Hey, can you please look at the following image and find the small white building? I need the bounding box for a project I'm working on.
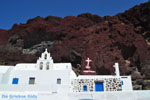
[0,49,149,100]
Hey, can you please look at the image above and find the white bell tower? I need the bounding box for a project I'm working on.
[36,49,54,70]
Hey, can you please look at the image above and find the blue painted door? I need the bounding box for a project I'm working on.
[95,82,104,92]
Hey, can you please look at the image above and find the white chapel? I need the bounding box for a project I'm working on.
[0,49,149,100]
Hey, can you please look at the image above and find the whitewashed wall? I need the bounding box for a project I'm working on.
[121,76,133,91]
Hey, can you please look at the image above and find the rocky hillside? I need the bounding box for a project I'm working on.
[0,2,150,90]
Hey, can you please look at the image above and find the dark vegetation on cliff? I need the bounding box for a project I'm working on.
[0,2,150,89]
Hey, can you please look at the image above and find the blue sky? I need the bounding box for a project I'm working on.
[0,0,147,29]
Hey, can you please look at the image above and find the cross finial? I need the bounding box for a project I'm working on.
[86,58,92,67]
[45,49,48,52]
[82,57,96,75]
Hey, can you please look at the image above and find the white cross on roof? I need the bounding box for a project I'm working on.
[86,58,92,67]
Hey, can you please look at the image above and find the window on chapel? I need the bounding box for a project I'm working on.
[44,54,47,59]
[57,78,61,84]
[40,62,43,70]
[29,77,35,84]
[12,78,19,84]
[83,85,87,91]
[46,62,50,70]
